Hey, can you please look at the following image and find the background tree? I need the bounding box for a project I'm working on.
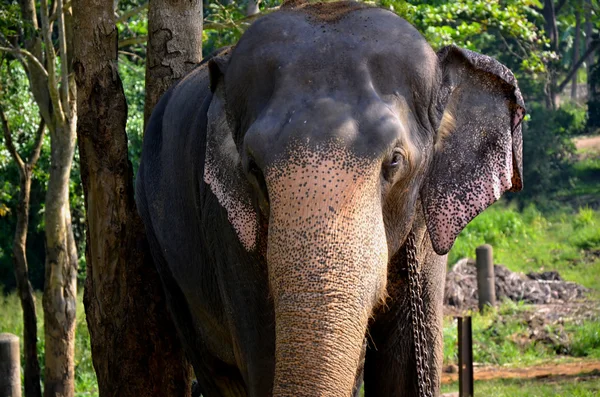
[0,0,79,395]
[72,0,193,394]
[0,79,44,396]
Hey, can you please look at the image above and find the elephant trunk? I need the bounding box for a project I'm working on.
[265,150,388,397]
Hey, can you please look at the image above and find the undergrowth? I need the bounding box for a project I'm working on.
[443,301,600,367]
[0,292,98,397]
[449,203,600,294]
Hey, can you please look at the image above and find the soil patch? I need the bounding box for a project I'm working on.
[575,135,600,152]
[441,360,600,384]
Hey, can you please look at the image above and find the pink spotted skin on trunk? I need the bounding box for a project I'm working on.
[427,140,513,254]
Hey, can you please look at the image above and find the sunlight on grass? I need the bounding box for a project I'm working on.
[441,376,600,396]
[449,203,600,293]
[443,301,600,367]
[0,292,98,397]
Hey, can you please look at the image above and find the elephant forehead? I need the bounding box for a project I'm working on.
[226,7,437,104]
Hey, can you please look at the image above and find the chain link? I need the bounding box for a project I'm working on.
[406,230,434,397]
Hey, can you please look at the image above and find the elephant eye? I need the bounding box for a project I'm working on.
[383,148,404,182]
[390,149,403,167]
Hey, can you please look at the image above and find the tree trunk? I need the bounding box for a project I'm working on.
[572,7,581,100]
[247,0,260,16]
[14,170,43,397]
[42,120,78,397]
[144,0,203,125]
[543,0,559,109]
[72,0,191,395]
[1,107,43,397]
[15,1,79,395]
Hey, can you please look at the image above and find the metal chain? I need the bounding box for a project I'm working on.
[406,230,434,397]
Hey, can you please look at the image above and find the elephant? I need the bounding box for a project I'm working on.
[135,1,524,396]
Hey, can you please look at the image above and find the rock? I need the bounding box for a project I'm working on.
[444,259,588,310]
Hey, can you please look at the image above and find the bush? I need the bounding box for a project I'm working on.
[508,102,580,209]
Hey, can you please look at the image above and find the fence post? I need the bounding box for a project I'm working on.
[0,333,21,397]
[476,244,496,312]
[457,317,474,397]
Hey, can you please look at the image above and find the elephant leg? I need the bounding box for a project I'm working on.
[364,240,447,397]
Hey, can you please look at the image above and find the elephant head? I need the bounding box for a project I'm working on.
[202,1,524,395]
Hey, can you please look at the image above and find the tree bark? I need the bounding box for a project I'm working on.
[72,0,191,395]
[144,0,203,125]
[543,0,559,109]
[39,0,79,394]
[42,119,78,397]
[8,1,80,395]
[247,0,260,16]
[0,108,44,397]
[585,0,595,92]
[572,7,581,99]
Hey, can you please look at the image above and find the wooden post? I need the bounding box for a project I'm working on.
[476,244,496,312]
[457,317,473,397]
[0,333,21,397]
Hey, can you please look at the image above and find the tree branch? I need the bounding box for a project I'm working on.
[557,39,600,92]
[116,3,148,24]
[555,0,568,15]
[0,46,49,79]
[203,6,279,31]
[28,117,46,167]
[56,0,71,119]
[40,0,65,125]
[118,36,147,48]
[0,104,25,172]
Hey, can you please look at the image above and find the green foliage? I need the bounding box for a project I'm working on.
[510,102,582,208]
[0,60,47,290]
[119,56,146,175]
[0,292,99,396]
[451,202,600,292]
[569,320,600,359]
[443,301,600,368]
[0,56,87,289]
[382,0,549,75]
[0,1,24,37]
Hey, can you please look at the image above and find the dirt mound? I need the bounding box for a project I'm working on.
[444,258,588,310]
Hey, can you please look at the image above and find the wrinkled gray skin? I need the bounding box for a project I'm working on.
[135,2,524,396]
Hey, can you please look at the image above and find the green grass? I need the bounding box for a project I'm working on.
[0,292,98,397]
[441,375,600,396]
[449,203,600,294]
[442,301,600,367]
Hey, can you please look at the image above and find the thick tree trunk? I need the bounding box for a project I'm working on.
[42,121,78,397]
[572,8,581,99]
[144,0,203,125]
[14,171,43,397]
[72,0,191,395]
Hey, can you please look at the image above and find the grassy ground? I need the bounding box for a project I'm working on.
[0,292,97,397]
[442,300,600,368]
[448,203,600,295]
[441,373,600,396]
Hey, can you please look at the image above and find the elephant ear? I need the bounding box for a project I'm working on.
[421,45,525,255]
[203,49,260,252]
